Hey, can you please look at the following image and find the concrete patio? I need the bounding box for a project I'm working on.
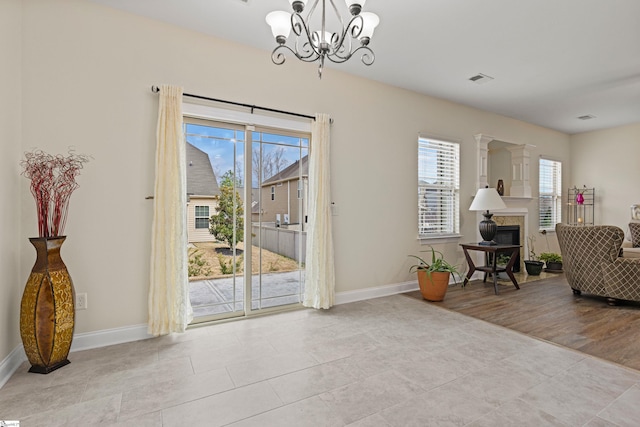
[189,270,305,318]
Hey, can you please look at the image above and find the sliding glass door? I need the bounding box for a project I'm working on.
[251,130,308,311]
[184,118,307,322]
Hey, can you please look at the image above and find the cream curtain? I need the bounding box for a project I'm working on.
[148,84,193,336]
[303,113,335,309]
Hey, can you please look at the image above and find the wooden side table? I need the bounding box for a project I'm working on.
[460,243,521,295]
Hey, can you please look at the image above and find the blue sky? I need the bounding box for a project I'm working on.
[186,123,308,187]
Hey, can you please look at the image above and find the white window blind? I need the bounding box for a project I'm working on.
[539,158,562,230]
[195,205,209,229]
[418,137,460,237]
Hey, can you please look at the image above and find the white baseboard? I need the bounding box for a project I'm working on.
[335,280,419,305]
[70,323,152,352]
[0,345,26,389]
[333,273,484,306]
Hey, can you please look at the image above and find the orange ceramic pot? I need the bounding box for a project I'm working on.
[417,270,451,302]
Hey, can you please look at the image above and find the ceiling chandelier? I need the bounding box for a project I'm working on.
[266,0,380,78]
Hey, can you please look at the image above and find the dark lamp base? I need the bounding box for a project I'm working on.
[478,211,498,244]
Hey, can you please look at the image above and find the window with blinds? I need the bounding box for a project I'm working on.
[194,205,209,229]
[539,158,562,231]
[418,137,460,237]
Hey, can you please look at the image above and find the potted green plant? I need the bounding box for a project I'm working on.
[524,235,544,276]
[539,252,563,272]
[409,246,463,302]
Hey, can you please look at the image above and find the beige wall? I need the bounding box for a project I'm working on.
[570,123,640,230]
[0,0,23,367]
[8,0,574,360]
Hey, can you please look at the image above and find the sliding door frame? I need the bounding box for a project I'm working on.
[184,104,311,324]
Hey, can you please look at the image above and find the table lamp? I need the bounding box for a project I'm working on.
[469,186,507,245]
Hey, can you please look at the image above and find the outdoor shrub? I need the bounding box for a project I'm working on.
[268,260,280,272]
[218,253,243,275]
[188,251,212,277]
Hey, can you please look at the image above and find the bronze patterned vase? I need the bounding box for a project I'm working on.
[20,236,75,374]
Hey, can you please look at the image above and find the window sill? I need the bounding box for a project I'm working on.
[418,234,463,245]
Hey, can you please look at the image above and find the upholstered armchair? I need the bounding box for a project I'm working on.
[621,204,640,258]
[556,224,640,305]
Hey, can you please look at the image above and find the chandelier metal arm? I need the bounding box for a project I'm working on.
[271,44,320,65]
[326,14,362,61]
[327,0,345,33]
[326,45,375,65]
[304,0,321,22]
[290,13,322,61]
[290,10,308,38]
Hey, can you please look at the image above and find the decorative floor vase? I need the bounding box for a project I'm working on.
[20,236,75,374]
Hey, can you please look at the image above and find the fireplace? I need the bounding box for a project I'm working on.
[495,225,520,272]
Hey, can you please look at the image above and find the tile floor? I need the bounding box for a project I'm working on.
[2,294,640,426]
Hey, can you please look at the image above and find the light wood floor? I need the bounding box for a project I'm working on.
[405,273,640,371]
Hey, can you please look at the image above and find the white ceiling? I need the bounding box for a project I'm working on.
[90,0,640,134]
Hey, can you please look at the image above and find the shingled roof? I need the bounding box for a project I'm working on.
[262,155,309,186]
[186,143,219,197]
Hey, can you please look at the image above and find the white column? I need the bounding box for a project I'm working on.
[474,134,493,190]
[507,144,534,198]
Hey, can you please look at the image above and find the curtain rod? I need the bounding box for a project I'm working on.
[151,86,315,121]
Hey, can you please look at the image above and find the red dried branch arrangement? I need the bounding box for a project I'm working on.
[21,149,90,238]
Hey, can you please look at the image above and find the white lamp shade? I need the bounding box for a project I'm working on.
[266,11,292,39]
[358,12,379,39]
[469,187,507,211]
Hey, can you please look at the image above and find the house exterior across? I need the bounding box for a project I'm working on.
[260,156,309,231]
[186,143,219,243]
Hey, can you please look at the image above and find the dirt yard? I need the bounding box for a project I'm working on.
[188,241,301,281]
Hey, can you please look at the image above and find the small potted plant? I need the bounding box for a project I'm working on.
[524,235,544,276]
[409,246,463,302]
[494,253,512,279]
[539,252,563,272]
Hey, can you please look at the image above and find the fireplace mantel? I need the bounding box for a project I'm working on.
[474,133,535,198]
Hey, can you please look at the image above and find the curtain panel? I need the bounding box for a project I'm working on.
[148,84,193,335]
[303,113,335,309]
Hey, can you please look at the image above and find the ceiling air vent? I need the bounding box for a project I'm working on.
[577,114,596,120]
[468,73,494,85]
